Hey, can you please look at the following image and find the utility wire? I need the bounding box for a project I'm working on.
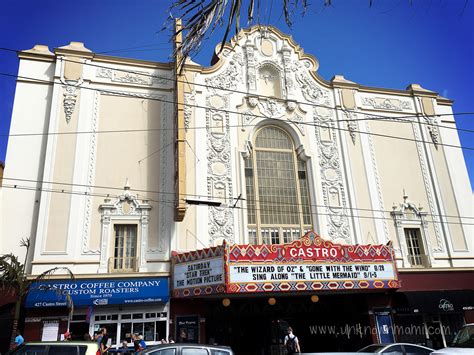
[1,71,473,151]
[1,47,473,135]
[3,176,473,222]
[96,42,171,54]
[2,183,473,227]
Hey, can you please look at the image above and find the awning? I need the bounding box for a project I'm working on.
[25,277,169,308]
[394,290,474,314]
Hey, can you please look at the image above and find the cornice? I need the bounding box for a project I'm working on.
[27,271,171,280]
[18,45,55,62]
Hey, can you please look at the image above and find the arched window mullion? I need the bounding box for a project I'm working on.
[246,125,313,245]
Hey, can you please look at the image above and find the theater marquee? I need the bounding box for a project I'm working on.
[171,231,399,298]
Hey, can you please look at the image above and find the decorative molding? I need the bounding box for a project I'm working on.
[411,121,444,252]
[313,107,351,242]
[256,97,286,118]
[184,91,196,131]
[391,193,433,267]
[364,120,390,245]
[98,184,152,272]
[344,111,357,144]
[82,91,100,255]
[205,53,243,91]
[205,62,237,243]
[63,85,78,124]
[360,97,412,112]
[244,40,257,92]
[294,61,330,105]
[416,98,440,146]
[157,95,172,254]
[95,67,170,87]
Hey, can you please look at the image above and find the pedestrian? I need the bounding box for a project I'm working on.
[132,333,140,353]
[13,330,24,349]
[137,335,147,351]
[120,340,131,354]
[64,331,72,341]
[284,327,300,354]
[96,329,103,348]
[100,327,111,354]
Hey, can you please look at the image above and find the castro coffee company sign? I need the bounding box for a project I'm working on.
[171,231,399,297]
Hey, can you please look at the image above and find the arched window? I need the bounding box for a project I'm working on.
[245,126,312,244]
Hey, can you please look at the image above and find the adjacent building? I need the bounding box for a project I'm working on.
[1,25,472,353]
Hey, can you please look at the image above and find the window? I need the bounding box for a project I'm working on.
[404,228,427,266]
[112,225,138,271]
[245,126,312,244]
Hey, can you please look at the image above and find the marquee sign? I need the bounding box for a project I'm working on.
[171,231,399,297]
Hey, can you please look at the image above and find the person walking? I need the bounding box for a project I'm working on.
[284,327,300,354]
[100,327,111,354]
[14,331,24,349]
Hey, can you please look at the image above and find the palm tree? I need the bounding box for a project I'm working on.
[169,0,322,68]
[0,237,74,348]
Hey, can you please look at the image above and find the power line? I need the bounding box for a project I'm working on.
[2,183,473,227]
[96,42,171,54]
[55,55,474,135]
[1,46,473,135]
[1,71,473,151]
[3,176,473,222]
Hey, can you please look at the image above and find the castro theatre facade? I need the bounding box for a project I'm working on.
[171,232,402,353]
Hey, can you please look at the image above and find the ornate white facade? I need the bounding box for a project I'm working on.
[178,26,473,270]
[0,26,472,278]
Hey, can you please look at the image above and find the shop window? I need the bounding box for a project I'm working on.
[112,225,138,272]
[245,126,312,244]
[132,313,144,319]
[404,228,428,267]
[121,314,132,320]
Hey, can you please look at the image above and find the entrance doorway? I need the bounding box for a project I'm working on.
[205,294,374,354]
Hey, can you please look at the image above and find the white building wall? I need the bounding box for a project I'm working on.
[0,57,55,266]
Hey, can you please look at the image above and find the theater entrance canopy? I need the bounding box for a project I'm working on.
[171,231,399,298]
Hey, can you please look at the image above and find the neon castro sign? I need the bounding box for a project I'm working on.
[286,245,341,258]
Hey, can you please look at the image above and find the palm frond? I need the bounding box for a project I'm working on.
[0,253,25,289]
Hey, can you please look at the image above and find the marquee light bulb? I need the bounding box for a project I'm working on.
[222,298,231,307]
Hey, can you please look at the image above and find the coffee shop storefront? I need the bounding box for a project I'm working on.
[23,277,169,346]
[171,231,401,353]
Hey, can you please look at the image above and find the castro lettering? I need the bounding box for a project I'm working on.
[288,247,339,258]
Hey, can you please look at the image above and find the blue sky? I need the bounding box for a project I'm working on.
[0,0,473,188]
